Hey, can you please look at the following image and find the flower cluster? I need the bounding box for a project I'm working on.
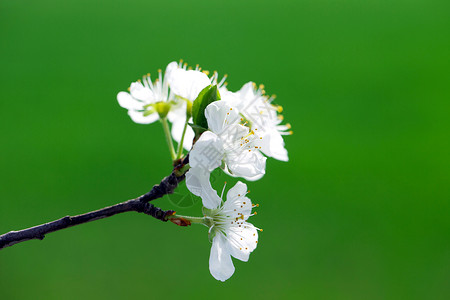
[117,61,291,281]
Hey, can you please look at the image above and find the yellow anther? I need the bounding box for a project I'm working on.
[127,87,130,92]
[278,115,284,121]
[137,79,141,82]
[286,123,291,129]
[147,73,150,77]
[289,130,293,135]
[157,69,162,73]
[202,70,210,76]
[277,105,283,113]
[259,84,265,90]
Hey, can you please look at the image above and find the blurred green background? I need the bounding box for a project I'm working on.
[1,0,449,299]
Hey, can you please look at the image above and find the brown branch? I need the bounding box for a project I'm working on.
[0,156,189,250]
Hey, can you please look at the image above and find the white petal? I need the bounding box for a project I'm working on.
[209,233,235,282]
[225,150,266,181]
[205,101,240,134]
[235,82,257,103]
[226,224,258,262]
[117,92,144,110]
[223,181,252,217]
[220,90,241,110]
[164,61,179,82]
[260,130,289,162]
[130,82,154,102]
[186,167,221,209]
[225,181,248,202]
[127,110,159,124]
[189,131,224,171]
[169,69,211,101]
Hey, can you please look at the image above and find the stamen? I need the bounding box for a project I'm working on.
[220,181,227,199]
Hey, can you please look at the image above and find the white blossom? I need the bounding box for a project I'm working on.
[117,61,179,124]
[186,101,266,209]
[204,181,260,282]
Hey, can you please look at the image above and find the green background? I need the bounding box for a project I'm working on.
[1,0,449,299]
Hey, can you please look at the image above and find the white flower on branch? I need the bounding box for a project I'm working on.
[116,61,180,124]
[203,181,261,282]
[186,101,266,208]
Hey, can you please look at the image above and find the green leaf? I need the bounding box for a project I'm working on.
[192,85,220,130]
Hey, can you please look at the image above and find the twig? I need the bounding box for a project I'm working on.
[0,156,189,250]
